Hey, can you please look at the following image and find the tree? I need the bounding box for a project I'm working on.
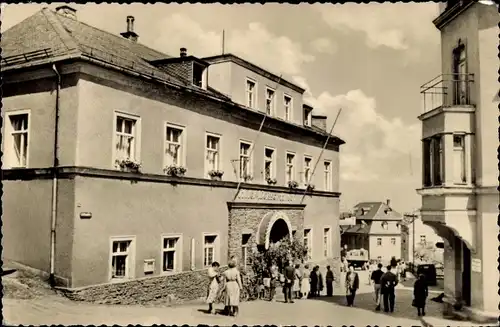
[414,242,436,263]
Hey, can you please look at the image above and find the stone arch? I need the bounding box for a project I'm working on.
[256,211,293,250]
[423,220,475,252]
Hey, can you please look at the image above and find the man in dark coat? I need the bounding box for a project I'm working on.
[325,265,335,296]
[380,265,398,313]
[370,263,384,311]
[283,261,296,303]
[413,274,429,316]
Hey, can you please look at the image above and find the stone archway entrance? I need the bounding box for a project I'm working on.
[269,218,291,244]
[256,211,294,250]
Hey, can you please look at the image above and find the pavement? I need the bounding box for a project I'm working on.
[4,270,461,326]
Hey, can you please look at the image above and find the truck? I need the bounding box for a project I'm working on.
[345,248,369,269]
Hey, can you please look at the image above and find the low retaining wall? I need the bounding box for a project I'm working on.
[58,266,228,306]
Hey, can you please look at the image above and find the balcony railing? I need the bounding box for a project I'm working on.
[420,73,474,114]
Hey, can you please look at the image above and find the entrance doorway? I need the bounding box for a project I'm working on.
[462,241,471,306]
[269,218,290,244]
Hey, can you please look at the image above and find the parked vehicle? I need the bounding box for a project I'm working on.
[346,249,369,269]
[416,263,437,286]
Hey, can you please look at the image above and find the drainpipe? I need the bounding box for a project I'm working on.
[49,64,61,286]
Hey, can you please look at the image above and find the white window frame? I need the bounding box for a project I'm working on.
[376,238,382,246]
[241,233,251,269]
[285,151,296,184]
[263,146,276,180]
[164,123,186,168]
[112,111,141,168]
[323,226,332,258]
[303,155,313,185]
[160,234,183,274]
[284,94,293,121]
[420,235,427,245]
[4,109,31,168]
[304,108,312,126]
[109,236,136,281]
[203,233,220,268]
[453,133,466,184]
[205,132,221,176]
[303,227,313,260]
[265,87,276,116]
[246,78,257,109]
[323,160,332,191]
[239,140,253,180]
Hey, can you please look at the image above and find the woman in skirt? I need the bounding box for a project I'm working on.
[206,261,220,314]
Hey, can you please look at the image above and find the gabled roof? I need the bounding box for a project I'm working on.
[352,202,402,221]
[342,223,370,235]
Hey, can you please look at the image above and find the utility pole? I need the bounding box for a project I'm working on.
[404,212,418,272]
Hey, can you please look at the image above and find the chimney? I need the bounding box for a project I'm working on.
[311,114,327,131]
[55,5,77,20]
[180,47,187,57]
[386,199,391,207]
[120,16,138,42]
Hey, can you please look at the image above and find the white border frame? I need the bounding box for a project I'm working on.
[283,94,293,122]
[263,145,276,182]
[265,86,276,116]
[205,131,223,178]
[109,235,137,282]
[202,232,221,268]
[4,109,31,169]
[160,233,184,274]
[112,111,142,169]
[163,122,188,170]
[245,77,258,110]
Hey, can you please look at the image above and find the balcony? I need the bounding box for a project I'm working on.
[420,73,475,116]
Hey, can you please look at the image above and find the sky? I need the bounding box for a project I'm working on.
[1,3,443,214]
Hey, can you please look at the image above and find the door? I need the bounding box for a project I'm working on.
[462,242,471,306]
[453,46,468,105]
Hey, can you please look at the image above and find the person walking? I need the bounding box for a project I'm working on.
[301,264,311,299]
[269,263,279,302]
[222,259,243,317]
[283,261,295,303]
[380,265,398,313]
[345,265,359,306]
[262,266,272,300]
[293,263,302,299]
[400,260,407,282]
[206,261,220,314]
[325,265,335,297]
[370,263,384,311]
[413,273,429,316]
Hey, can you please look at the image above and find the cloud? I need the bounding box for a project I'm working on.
[292,76,420,182]
[317,3,439,53]
[153,14,315,76]
[310,37,337,54]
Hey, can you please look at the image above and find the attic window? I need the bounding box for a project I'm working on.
[193,63,204,88]
[382,221,388,230]
[303,107,312,126]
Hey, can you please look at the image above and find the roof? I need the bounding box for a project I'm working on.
[202,53,306,94]
[352,202,403,221]
[342,223,370,235]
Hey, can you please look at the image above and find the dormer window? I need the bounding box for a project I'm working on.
[381,221,388,230]
[304,107,312,126]
[193,62,205,88]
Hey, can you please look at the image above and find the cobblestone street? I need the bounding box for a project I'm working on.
[4,271,449,326]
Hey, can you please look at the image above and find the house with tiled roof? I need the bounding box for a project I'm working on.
[340,200,404,262]
[1,5,345,303]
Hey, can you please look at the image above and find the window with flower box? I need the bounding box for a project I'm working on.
[205,133,221,176]
[114,112,140,167]
[303,156,312,184]
[264,147,275,181]
[239,141,253,181]
[165,124,185,167]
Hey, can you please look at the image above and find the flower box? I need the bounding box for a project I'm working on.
[266,177,277,185]
[164,165,187,177]
[208,169,224,180]
[115,159,142,173]
[288,180,299,189]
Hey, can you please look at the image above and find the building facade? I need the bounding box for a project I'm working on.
[401,214,444,265]
[1,6,344,300]
[340,200,403,263]
[417,1,498,322]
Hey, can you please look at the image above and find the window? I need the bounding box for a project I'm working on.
[423,136,443,187]
[453,135,466,183]
[304,107,312,126]
[304,228,312,259]
[165,124,185,166]
[193,63,205,88]
[241,234,251,268]
[264,147,275,180]
[162,236,181,272]
[239,141,252,180]
[303,156,312,184]
[206,134,220,174]
[265,88,275,115]
[323,161,332,191]
[284,95,292,121]
[5,112,29,168]
[115,113,139,163]
[110,238,134,279]
[382,221,388,230]
[292,230,297,238]
[391,238,396,245]
[246,79,256,109]
[285,152,296,183]
[453,44,468,105]
[420,235,427,245]
[204,235,218,267]
[376,238,382,246]
[323,228,331,258]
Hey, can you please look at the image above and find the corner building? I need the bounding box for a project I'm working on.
[417,1,498,322]
[1,6,344,300]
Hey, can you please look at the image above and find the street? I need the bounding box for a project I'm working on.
[4,271,446,326]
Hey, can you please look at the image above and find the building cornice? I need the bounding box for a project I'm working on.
[418,105,476,121]
[227,202,307,210]
[417,185,494,196]
[1,167,342,198]
[433,1,476,30]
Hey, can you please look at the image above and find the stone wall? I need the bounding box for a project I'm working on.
[58,266,226,305]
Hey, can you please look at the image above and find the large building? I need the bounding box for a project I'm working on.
[417,1,498,322]
[1,6,344,302]
[340,200,403,263]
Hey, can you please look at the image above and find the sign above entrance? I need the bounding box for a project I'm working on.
[471,258,481,273]
[236,189,297,203]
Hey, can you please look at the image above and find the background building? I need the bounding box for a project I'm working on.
[1,6,344,302]
[401,214,444,265]
[417,0,498,322]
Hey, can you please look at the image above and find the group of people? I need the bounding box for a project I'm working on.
[206,259,243,317]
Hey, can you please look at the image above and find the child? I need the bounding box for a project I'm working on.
[257,280,266,300]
